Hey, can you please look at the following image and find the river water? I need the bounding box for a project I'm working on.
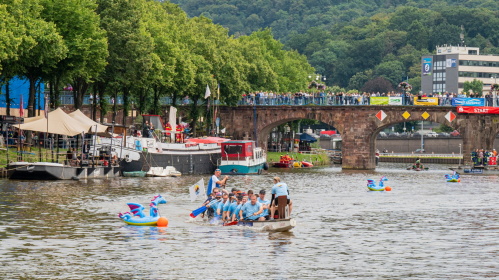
[1,163,498,279]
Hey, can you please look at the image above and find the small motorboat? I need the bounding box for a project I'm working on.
[146,166,182,177]
[301,161,313,167]
[123,171,147,177]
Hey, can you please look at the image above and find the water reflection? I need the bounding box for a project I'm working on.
[1,163,499,279]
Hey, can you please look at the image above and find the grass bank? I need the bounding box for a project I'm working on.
[0,147,66,167]
[267,151,330,166]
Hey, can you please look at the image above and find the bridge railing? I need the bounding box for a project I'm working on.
[57,94,498,107]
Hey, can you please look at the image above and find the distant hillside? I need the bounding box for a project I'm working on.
[169,0,499,92]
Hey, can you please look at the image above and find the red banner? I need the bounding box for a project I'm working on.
[457,106,499,114]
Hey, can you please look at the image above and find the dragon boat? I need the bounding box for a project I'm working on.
[367,176,391,191]
[118,194,167,226]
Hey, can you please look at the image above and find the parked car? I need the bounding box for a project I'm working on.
[378,132,388,137]
[426,132,438,137]
[450,130,460,136]
[414,148,425,153]
[438,132,450,137]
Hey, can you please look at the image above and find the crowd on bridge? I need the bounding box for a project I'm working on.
[232,91,498,106]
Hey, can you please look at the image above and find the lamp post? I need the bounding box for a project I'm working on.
[458,143,462,168]
[493,74,498,107]
[421,120,424,151]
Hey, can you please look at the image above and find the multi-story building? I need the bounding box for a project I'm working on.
[421,45,499,94]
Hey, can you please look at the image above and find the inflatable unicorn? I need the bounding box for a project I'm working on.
[118,194,167,226]
[367,176,390,191]
[445,172,461,182]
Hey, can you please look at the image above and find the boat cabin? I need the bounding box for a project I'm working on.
[221,140,261,160]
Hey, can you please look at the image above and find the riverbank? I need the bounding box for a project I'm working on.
[267,151,330,166]
[380,153,463,164]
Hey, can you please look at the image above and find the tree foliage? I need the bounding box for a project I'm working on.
[171,0,499,92]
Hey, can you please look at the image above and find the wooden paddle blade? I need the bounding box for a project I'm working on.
[223,221,238,226]
[190,205,206,218]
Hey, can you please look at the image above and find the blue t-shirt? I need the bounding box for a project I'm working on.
[206,174,221,196]
[271,182,289,198]
[241,201,262,220]
[234,204,243,220]
[228,201,238,217]
[208,198,221,212]
[257,197,270,216]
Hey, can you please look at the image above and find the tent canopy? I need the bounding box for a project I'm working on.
[68,109,108,134]
[186,137,230,144]
[23,115,45,123]
[320,130,337,135]
[16,108,91,136]
[299,133,317,142]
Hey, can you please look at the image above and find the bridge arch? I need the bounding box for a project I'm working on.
[218,105,499,169]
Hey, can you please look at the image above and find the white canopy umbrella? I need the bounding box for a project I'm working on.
[16,108,91,136]
[68,109,108,134]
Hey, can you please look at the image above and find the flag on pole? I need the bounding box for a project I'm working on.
[189,179,206,202]
[19,95,24,117]
[217,83,220,100]
[204,84,211,99]
[44,94,49,118]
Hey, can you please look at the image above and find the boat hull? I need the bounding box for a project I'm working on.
[367,186,385,191]
[273,162,293,168]
[7,162,120,180]
[235,218,296,232]
[121,216,160,226]
[123,171,147,177]
[219,163,265,175]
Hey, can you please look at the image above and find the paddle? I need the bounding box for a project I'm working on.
[189,205,207,218]
[223,220,238,226]
[224,213,257,226]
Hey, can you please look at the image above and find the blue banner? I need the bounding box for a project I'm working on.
[422,58,432,76]
[452,98,485,107]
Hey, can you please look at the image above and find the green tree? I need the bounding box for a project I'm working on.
[4,0,68,117]
[374,60,405,87]
[463,79,484,96]
[41,0,108,110]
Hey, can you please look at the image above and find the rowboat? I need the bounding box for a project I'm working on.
[122,171,147,177]
[234,218,296,232]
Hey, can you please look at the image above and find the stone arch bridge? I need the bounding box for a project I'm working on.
[218,105,499,169]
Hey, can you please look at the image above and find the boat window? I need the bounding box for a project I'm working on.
[224,145,242,154]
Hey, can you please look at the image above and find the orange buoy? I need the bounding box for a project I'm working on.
[385,186,392,191]
[157,217,169,227]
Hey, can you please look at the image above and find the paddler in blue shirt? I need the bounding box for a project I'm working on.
[270,176,293,219]
[217,193,230,221]
[240,194,264,221]
[206,169,229,196]
[207,192,223,219]
[257,189,270,220]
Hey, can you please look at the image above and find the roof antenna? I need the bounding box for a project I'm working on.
[460,25,465,45]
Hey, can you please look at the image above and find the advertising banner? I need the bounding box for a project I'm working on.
[422,58,432,76]
[413,97,438,106]
[370,97,388,105]
[451,98,485,107]
[370,97,403,105]
[446,58,457,68]
[388,97,402,105]
[457,106,499,114]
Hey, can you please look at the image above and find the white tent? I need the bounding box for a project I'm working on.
[23,115,45,123]
[16,108,91,136]
[68,109,108,134]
